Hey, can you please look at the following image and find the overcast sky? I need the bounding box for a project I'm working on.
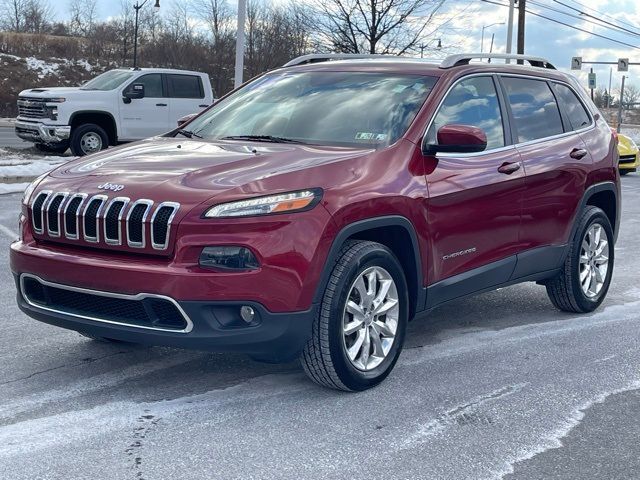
[56,0,640,90]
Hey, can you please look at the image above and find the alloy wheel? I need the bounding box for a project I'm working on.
[579,223,610,298]
[342,266,399,371]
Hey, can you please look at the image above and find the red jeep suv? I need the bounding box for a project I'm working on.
[11,53,620,391]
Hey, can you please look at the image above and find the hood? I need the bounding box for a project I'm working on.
[19,86,91,98]
[618,133,638,156]
[44,136,372,205]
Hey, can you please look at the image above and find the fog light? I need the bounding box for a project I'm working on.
[199,246,259,270]
[240,306,255,323]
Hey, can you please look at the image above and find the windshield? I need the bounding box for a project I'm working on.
[184,71,437,148]
[80,70,134,91]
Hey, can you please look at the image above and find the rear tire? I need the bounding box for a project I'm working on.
[70,123,109,156]
[545,206,614,313]
[301,240,408,391]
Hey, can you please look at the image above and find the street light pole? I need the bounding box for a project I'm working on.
[132,0,160,69]
[234,0,247,89]
[481,22,504,54]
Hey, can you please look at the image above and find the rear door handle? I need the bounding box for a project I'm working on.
[570,148,588,160]
[498,162,521,175]
[156,103,168,107]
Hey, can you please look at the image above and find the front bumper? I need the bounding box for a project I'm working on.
[15,120,70,144]
[14,273,315,358]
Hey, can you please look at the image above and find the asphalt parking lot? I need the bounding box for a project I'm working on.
[0,176,639,480]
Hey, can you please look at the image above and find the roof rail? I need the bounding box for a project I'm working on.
[283,53,437,67]
[440,53,556,69]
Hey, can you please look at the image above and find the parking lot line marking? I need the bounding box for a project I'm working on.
[0,223,17,240]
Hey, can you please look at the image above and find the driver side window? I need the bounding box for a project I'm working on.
[427,76,505,150]
[125,73,164,98]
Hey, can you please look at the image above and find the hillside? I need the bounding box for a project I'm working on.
[0,53,114,117]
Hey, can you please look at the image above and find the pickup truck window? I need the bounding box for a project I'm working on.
[125,74,164,98]
[167,74,204,99]
[80,70,134,91]
[185,71,436,148]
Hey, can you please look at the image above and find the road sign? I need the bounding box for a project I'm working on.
[618,58,629,72]
[588,72,596,89]
[571,57,582,70]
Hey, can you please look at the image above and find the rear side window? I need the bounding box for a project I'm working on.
[167,74,204,99]
[553,83,591,131]
[502,77,563,143]
[127,73,163,98]
[426,76,505,150]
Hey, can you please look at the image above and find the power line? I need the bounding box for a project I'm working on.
[550,0,640,38]
[480,0,640,51]
[527,0,640,38]
[559,0,640,33]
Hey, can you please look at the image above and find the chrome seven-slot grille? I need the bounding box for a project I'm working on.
[17,97,47,118]
[31,191,180,251]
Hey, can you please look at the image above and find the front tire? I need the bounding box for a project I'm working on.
[546,206,614,313]
[70,123,109,156]
[301,240,408,391]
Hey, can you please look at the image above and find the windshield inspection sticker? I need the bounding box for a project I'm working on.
[355,132,388,141]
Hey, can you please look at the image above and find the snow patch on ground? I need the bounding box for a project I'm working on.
[25,57,60,79]
[0,182,29,195]
[495,380,640,479]
[0,148,71,191]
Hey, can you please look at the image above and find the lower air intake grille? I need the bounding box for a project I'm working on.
[21,275,190,332]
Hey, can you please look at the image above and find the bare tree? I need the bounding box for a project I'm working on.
[311,0,446,54]
[68,0,97,36]
[623,84,640,109]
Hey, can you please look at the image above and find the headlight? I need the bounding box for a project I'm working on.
[46,97,66,103]
[22,172,49,205]
[204,189,322,218]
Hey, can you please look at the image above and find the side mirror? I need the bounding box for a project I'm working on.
[423,124,487,155]
[123,83,145,103]
[177,113,198,127]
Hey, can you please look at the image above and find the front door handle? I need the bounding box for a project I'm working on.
[498,162,521,175]
[156,103,168,107]
[570,148,588,160]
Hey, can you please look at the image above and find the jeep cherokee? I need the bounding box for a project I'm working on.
[10,53,621,391]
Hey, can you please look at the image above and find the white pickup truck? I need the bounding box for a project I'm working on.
[15,68,214,156]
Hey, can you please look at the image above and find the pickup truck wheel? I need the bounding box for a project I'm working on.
[35,142,68,154]
[546,206,614,313]
[70,124,109,156]
[301,240,408,391]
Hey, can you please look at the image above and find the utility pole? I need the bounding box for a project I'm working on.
[234,0,247,89]
[607,67,612,109]
[517,0,526,64]
[505,0,515,63]
[617,75,626,133]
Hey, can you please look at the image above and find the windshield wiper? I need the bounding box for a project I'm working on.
[221,135,306,144]
[176,129,203,139]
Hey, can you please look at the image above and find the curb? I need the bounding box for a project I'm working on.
[1,175,36,184]
[0,118,16,128]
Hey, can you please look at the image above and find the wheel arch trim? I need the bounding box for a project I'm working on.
[312,215,426,315]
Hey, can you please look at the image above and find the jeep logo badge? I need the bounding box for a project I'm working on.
[98,183,125,192]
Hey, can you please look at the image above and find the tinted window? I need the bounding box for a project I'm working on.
[426,76,505,150]
[502,77,563,143]
[168,74,204,99]
[127,73,163,98]
[553,83,591,130]
[185,71,437,148]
